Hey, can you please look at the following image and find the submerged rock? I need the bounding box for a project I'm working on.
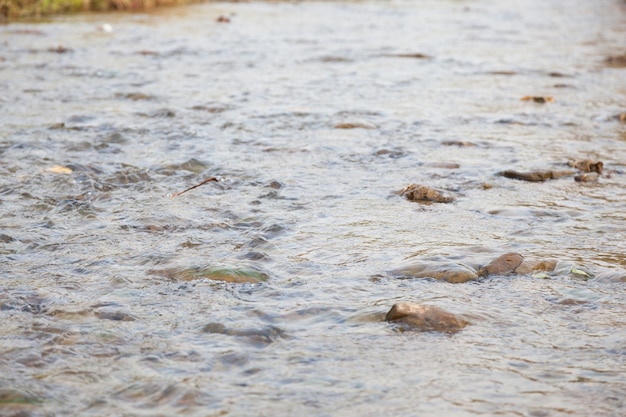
[386,303,469,332]
[203,322,285,346]
[478,252,524,277]
[390,263,478,283]
[574,173,599,183]
[96,311,137,321]
[605,54,626,68]
[391,253,530,283]
[500,169,575,182]
[400,183,455,203]
[514,258,558,275]
[148,267,268,283]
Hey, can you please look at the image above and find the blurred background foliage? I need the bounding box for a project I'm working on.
[1,0,203,20]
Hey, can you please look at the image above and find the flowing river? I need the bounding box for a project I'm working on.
[1,0,625,416]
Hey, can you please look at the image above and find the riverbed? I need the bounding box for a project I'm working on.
[1,0,625,416]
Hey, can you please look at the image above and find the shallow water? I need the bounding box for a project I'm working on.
[1,0,625,415]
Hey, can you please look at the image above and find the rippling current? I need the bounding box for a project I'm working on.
[1,0,625,416]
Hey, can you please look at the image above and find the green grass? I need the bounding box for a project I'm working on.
[0,0,200,20]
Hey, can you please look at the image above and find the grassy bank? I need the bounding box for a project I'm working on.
[1,0,201,20]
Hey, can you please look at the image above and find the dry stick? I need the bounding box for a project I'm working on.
[170,177,218,197]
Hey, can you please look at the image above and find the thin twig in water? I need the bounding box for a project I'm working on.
[170,177,218,197]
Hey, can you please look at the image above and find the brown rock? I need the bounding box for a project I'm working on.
[385,53,432,59]
[605,54,626,68]
[521,96,554,103]
[148,267,267,283]
[500,169,575,182]
[390,263,478,283]
[424,162,460,169]
[400,183,455,203]
[568,160,603,174]
[386,303,469,332]
[514,259,557,275]
[478,253,524,277]
[574,173,599,183]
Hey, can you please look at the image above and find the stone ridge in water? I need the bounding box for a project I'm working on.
[385,303,469,332]
[390,263,479,283]
[389,253,561,283]
[500,170,576,182]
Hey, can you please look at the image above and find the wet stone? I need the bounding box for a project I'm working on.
[267,180,283,189]
[48,45,72,53]
[0,234,14,243]
[574,173,599,183]
[384,52,432,59]
[95,311,137,321]
[478,252,524,277]
[557,298,588,305]
[514,259,557,275]
[500,169,575,182]
[442,140,476,147]
[203,322,285,346]
[400,183,455,203]
[521,96,554,103]
[386,303,469,333]
[613,112,626,122]
[114,92,154,101]
[568,160,603,174]
[191,104,231,113]
[0,388,42,406]
[47,307,92,321]
[374,149,406,159]
[142,108,176,118]
[390,263,478,283]
[238,251,270,261]
[605,54,626,68]
[424,162,460,169]
[148,267,268,283]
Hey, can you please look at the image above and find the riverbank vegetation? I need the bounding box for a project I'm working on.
[1,0,201,20]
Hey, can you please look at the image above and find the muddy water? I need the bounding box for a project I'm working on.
[1,0,626,415]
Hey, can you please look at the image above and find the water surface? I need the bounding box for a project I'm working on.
[1,0,625,416]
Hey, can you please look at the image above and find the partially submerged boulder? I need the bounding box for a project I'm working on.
[389,253,565,282]
[478,252,524,277]
[386,303,469,332]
